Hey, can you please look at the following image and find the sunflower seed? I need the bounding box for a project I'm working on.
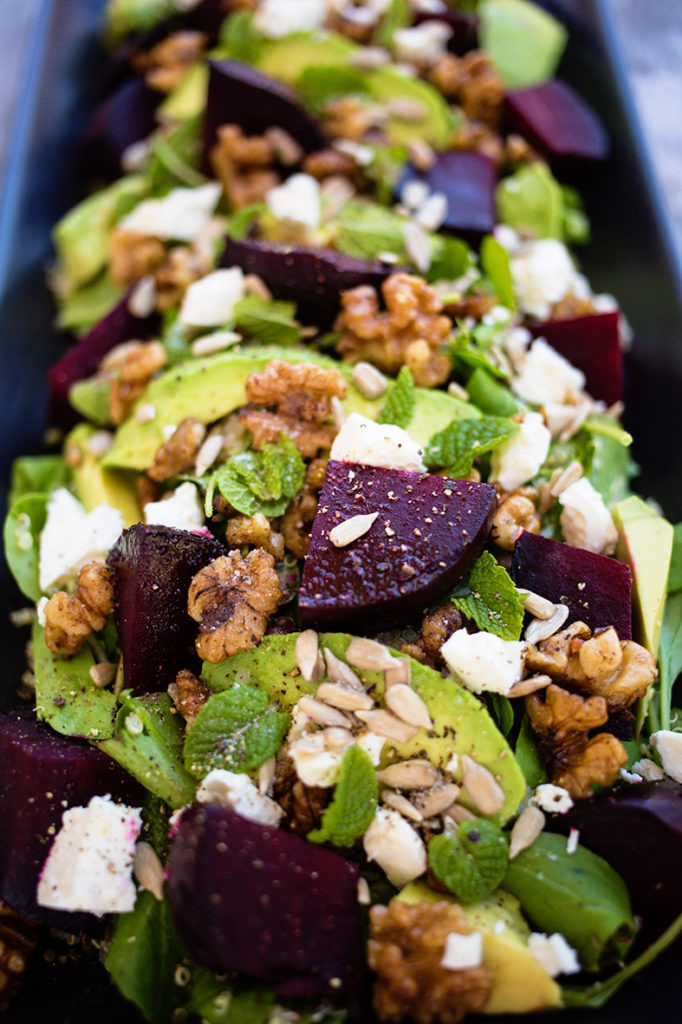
[346,637,398,672]
[128,275,156,318]
[522,591,557,620]
[376,759,439,789]
[89,662,117,688]
[331,395,346,430]
[357,877,372,904]
[461,755,506,815]
[443,804,477,829]
[320,727,354,750]
[317,682,374,712]
[191,330,241,357]
[349,45,390,70]
[525,604,569,645]
[447,381,469,402]
[351,361,388,399]
[296,630,324,682]
[264,126,304,166]
[298,695,354,728]
[382,790,423,822]
[386,97,426,121]
[194,433,223,477]
[415,783,461,818]
[402,220,431,273]
[385,660,411,688]
[509,805,545,859]
[244,273,272,300]
[414,191,448,232]
[355,709,418,743]
[258,756,276,795]
[385,684,432,730]
[550,459,583,497]
[133,841,164,900]
[136,402,157,424]
[329,512,379,548]
[407,139,436,171]
[507,674,553,698]
[87,431,114,458]
[323,648,365,691]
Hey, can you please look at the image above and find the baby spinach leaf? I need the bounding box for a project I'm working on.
[427,235,472,283]
[480,0,567,89]
[451,550,525,641]
[9,456,70,505]
[428,818,509,903]
[233,295,301,347]
[425,415,519,477]
[3,493,49,600]
[148,114,205,191]
[514,716,547,788]
[480,235,515,308]
[496,162,564,239]
[378,366,416,428]
[666,523,682,593]
[335,200,407,262]
[309,744,378,848]
[186,970,276,1024]
[487,692,514,737]
[466,367,519,417]
[659,590,682,732]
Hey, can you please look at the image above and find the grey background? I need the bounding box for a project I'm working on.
[1,0,681,259]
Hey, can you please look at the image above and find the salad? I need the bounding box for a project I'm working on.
[2,0,682,1020]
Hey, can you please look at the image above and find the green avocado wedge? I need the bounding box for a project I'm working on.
[68,424,142,526]
[201,632,525,824]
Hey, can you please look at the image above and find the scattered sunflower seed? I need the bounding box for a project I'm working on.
[329,512,379,548]
[351,361,388,399]
[382,789,423,822]
[258,756,276,795]
[509,805,545,859]
[133,841,165,900]
[298,695,354,729]
[128,275,156,318]
[384,660,411,688]
[88,662,117,688]
[295,630,325,682]
[461,755,505,815]
[191,331,241,357]
[376,759,439,789]
[508,674,552,698]
[522,591,557,620]
[415,783,461,818]
[346,636,398,672]
[525,604,569,645]
[385,684,432,730]
[355,709,418,743]
[316,682,374,713]
[323,648,365,691]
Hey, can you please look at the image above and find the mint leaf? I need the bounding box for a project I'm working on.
[480,234,515,308]
[450,327,508,380]
[309,744,378,847]
[335,200,407,261]
[425,414,519,476]
[480,0,567,89]
[233,295,301,347]
[452,550,525,640]
[496,162,564,239]
[428,235,472,283]
[378,366,416,428]
[205,434,305,518]
[183,682,290,778]
[428,818,508,903]
[3,493,49,600]
[148,115,205,191]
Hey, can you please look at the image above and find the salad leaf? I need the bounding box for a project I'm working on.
[105,0,176,46]
[425,414,520,476]
[186,970,275,1024]
[148,115,205,191]
[218,10,264,65]
[427,235,472,283]
[479,0,567,89]
[3,492,49,600]
[183,682,290,778]
[308,744,378,847]
[503,833,636,971]
[667,522,682,594]
[514,717,547,787]
[233,295,301,347]
[335,200,406,261]
[659,589,682,731]
[373,0,411,47]
[378,366,416,428]
[296,66,371,117]
[465,367,519,417]
[480,235,515,308]
[205,435,305,518]
[450,327,508,380]
[588,431,635,509]
[451,550,526,641]
[487,692,515,737]
[55,272,125,334]
[496,163,563,240]
[9,455,69,505]
[428,818,509,903]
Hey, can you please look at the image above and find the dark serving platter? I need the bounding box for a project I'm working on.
[0,0,681,1019]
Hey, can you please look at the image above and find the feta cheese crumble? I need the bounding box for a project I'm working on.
[144,482,204,532]
[528,933,581,977]
[440,931,483,970]
[630,757,665,782]
[37,795,142,916]
[393,22,453,67]
[440,628,526,696]
[289,732,345,788]
[196,769,283,827]
[178,267,245,328]
[119,182,222,242]
[489,412,551,492]
[651,731,682,783]
[558,477,618,555]
[533,784,574,815]
[511,338,586,406]
[39,488,124,593]
[254,0,328,36]
[330,412,426,471]
[363,807,426,888]
[266,173,321,230]
[510,240,585,320]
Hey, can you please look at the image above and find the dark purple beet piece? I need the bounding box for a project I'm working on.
[85,78,160,179]
[511,531,632,638]
[529,311,623,407]
[397,151,497,242]
[299,462,496,630]
[168,806,363,997]
[415,10,479,54]
[221,235,399,326]
[506,79,609,170]
[48,292,157,427]
[0,707,141,926]
[107,523,225,694]
[203,60,326,166]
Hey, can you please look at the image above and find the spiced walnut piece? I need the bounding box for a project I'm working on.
[170,669,211,725]
[429,51,505,128]
[132,31,207,93]
[281,457,328,558]
[44,562,115,658]
[272,751,329,836]
[209,123,280,210]
[148,418,206,483]
[401,603,464,668]
[225,513,285,561]
[0,900,37,1012]
[101,340,168,425]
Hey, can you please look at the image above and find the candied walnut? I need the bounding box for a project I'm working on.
[132,31,207,93]
[322,96,387,142]
[524,620,590,677]
[302,147,365,187]
[452,122,505,165]
[240,360,347,458]
[368,900,492,1024]
[429,51,505,128]
[550,292,599,320]
[225,512,285,561]
[281,457,327,558]
[170,668,211,725]
[136,474,159,509]
[443,289,498,322]
[209,123,280,210]
[0,900,37,1012]
[272,752,329,835]
[335,273,452,388]
[326,9,375,43]
[188,549,282,662]
[44,562,114,658]
[148,418,206,483]
[101,340,168,425]
[401,604,463,668]
[526,683,627,799]
[153,244,207,311]
[491,493,540,550]
[109,228,166,287]
[505,133,540,166]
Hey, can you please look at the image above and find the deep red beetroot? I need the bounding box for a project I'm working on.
[107,523,225,694]
[397,151,497,242]
[506,79,609,170]
[221,235,399,326]
[85,78,160,179]
[511,531,632,638]
[415,10,479,54]
[529,311,623,406]
[0,707,141,926]
[168,806,363,998]
[299,462,496,630]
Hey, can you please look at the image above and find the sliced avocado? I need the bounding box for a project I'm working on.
[158,62,208,123]
[201,632,525,824]
[255,31,358,85]
[69,377,113,428]
[613,495,673,654]
[397,881,562,1013]
[56,272,125,335]
[68,424,142,527]
[104,0,175,47]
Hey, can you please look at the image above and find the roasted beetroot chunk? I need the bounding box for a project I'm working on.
[168,806,363,998]
[529,311,623,406]
[0,707,141,925]
[107,523,225,694]
[506,79,609,170]
[299,462,496,630]
[397,151,497,242]
[85,78,160,179]
[511,531,632,638]
[221,235,399,326]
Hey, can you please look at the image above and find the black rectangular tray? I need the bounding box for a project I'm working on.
[0,0,680,1019]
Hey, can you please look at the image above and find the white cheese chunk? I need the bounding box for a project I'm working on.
[254,0,328,36]
[528,933,581,977]
[37,795,141,916]
[196,769,283,827]
[441,931,483,970]
[330,412,426,472]
[440,628,526,696]
[558,477,618,555]
[512,338,586,405]
[178,267,245,328]
[489,411,550,491]
[510,239,582,320]
[289,733,345,788]
[363,808,426,888]
[266,173,321,230]
[651,731,682,783]
[355,730,386,766]
[143,482,204,532]
[533,784,574,815]
[630,757,665,782]
[119,182,222,242]
[393,22,453,66]
[39,488,124,593]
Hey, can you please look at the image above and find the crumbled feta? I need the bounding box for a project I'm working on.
[36,596,48,627]
[289,733,344,788]
[39,488,124,593]
[558,478,618,555]
[533,784,574,815]
[528,933,580,977]
[440,931,483,970]
[355,730,386,766]
[489,412,551,492]
[266,173,321,230]
[620,767,643,784]
[178,267,245,328]
[393,21,453,66]
[631,757,665,782]
[144,482,204,532]
[37,795,141,916]
[363,808,426,888]
[493,919,506,935]
[254,0,328,36]
[440,628,525,696]
[196,769,283,827]
[330,412,426,472]
[651,731,682,783]
[494,224,521,253]
[511,338,586,405]
[510,240,582,320]
[119,182,222,242]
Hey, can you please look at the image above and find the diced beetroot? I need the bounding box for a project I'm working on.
[529,311,623,406]
[511,531,632,638]
[506,79,609,170]
[85,78,160,179]
[221,235,399,326]
[203,60,326,167]
[414,10,479,54]
[397,151,497,242]
[48,293,157,427]
[168,806,363,997]
[0,707,141,926]
[107,523,225,694]
[299,462,496,630]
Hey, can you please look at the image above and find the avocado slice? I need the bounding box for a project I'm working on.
[255,31,358,84]
[101,347,479,471]
[613,495,673,654]
[201,632,525,824]
[397,881,562,1013]
[158,62,208,123]
[68,424,142,527]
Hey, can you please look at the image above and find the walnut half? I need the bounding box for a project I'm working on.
[44,562,114,658]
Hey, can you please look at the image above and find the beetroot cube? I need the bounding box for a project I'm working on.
[529,311,623,406]
[86,78,160,179]
[506,79,609,171]
[299,462,496,630]
[511,531,631,638]
[168,806,363,998]
[397,151,497,242]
